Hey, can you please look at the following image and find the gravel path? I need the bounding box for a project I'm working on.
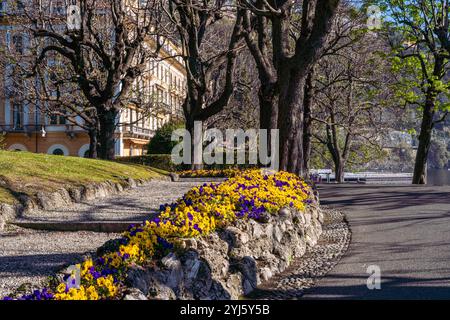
[247,208,351,299]
[17,181,202,223]
[1,180,204,298]
[0,225,119,297]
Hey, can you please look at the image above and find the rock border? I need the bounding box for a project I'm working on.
[0,176,170,231]
[122,198,325,300]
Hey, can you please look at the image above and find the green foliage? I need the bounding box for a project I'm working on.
[147,120,185,154]
[0,134,5,150]
[379,0,450,112]
[117,154,184,172]
[0,150,162,204]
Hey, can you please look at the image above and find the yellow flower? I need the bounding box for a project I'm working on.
[86,286,99,300]
[56,283,66,294]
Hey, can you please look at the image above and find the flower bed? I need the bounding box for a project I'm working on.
[3,169,312,300]
[177,168,240,178]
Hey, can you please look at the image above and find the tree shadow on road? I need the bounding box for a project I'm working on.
[300,273,450,299]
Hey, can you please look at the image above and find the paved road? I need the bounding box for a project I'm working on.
[303,184,450,299]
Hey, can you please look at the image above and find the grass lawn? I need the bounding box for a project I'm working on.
[0,150,164,205]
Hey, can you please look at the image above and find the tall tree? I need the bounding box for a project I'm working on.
[301,4,367,172]
[241,0,341,175]
[8,0,170,159]
[166,0,244,169]
[313,32,390,182]
[381,0,450,184]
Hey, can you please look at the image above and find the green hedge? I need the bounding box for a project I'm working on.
[147,121,185,154]
[116,154,184,172]
[117,153,261,173]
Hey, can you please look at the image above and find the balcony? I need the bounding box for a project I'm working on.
[123,125,155,140]
[0,124,40,134]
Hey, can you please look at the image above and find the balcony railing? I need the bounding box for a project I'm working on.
[0,124,41,133]
[123,125,155,139]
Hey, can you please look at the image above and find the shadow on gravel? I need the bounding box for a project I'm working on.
[0,253,86,277]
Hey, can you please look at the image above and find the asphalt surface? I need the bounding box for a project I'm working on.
[303,184,450,300]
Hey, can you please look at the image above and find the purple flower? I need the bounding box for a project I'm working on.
[16,288,54,301]
[157,236,174,250]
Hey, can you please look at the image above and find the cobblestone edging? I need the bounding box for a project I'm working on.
[246,207,351,299]
[0,176,170,230]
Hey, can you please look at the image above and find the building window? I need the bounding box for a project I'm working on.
[13,104,22,129]
[8,144,27,152]
[78,144,90,158]
[50,111,66,125]
[47,144,69,156]
[52,148,65,156]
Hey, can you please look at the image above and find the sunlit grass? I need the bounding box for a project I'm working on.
[0,150,162,204]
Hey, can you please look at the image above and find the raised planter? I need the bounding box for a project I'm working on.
[124,199,323,300]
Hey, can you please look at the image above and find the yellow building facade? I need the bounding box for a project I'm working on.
[0,2,186,157]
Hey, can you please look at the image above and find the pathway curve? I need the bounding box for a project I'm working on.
[247,208,351,299]
[302,184,450,299]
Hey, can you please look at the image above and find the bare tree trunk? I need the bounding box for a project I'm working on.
[258,83,278,159]
[412,55,443,185]
[97,109,118,160]
[185,117,203,170]
[412,93,435,184]
[335,159,345,183]
[88,128,98,159]
[302,69,314,174]
[278,68,306,176]
[258,84,278,130]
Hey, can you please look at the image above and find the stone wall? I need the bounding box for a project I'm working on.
[0,177,163,230]
[124,199,324,300]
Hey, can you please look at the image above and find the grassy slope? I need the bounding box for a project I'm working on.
[0,150,164,205]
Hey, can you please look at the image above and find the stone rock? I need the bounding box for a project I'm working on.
[169,173,179,182]
[260,267,273,282]
[181,238,197,250]
[126,178,137,188]
[123,288,148,300]
[273,225,283,242]
[124,199,325,300]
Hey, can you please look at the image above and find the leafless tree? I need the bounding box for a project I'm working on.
[165,0,245,169]
[2,0,172,159]
[240,0,341,175]
[312,32,392,182]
